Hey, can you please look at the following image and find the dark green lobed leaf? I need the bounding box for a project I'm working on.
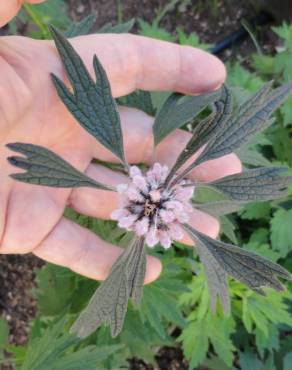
[71,237,146,338]
[6,143,111,190]
[65,14,97,37]
[49,26,126,164]
[152,88,222,146]
[183,224,292,297]
[193,81,292,167]
[209,167,292,201]
[166,85,232,185]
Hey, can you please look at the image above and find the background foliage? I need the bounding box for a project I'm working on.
[1,1,292,369]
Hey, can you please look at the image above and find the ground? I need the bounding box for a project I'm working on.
[0,0,284,369]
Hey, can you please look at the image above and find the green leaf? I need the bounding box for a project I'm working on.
[227,62,264,91]
[52,344,123,370]
[138,19,175,42]
[194,81,292,166]
[252,54,275,76]
[178,320,209,369]
[283,352,292,370]
[271,208,292,257]
[6,143,111,190]
[21,317,77,370]
[183,224,292,295]
[255,325,279,357]
[239,202,271,220]
[118,90,156,116]
[239,350,263,370]
[65,14,97,37]
[176,27,213,50]
[98,19,135,34]
[242,290,292,341]
[280,95,292,126]
[34,264,76,316]
[71,237,146,338]
[49,26,126,164]
[153,88,221,145]
[273,23,292,50]
[179,310,235,368]
[208,313,235,367]
[209,167,292,201]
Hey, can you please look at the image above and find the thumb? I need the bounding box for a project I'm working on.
[0,0,46,28]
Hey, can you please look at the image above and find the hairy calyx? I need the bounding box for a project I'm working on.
[111,163,194,248]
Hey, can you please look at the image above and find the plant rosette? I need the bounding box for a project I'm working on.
[7,26,292,338]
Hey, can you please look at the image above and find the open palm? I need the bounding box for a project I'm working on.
[0,32,241,282]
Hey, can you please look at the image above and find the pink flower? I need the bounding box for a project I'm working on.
[111,163,194,249]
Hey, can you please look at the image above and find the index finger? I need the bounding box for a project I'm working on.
[66,33,225,97]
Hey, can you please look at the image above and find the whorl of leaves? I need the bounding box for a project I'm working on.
[5,25,292,340]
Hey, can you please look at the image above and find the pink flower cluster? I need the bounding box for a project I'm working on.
[111,163,194,248]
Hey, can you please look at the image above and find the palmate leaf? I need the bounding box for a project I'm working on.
[49,26,126,164]
[71,237,146,338]
[152,88,221,146]
[6,143,111,190]
[183,224,292,297]
[165,85,232,184]
[193,81,292,167]
[208,167,292,201]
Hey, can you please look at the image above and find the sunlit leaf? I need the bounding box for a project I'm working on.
[49,26,126,164]
[6,143,111,190]
[71,237,146,338]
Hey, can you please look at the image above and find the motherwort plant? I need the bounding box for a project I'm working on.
[7,26,292,338]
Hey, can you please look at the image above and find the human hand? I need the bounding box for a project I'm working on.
[0,0,46,27]
[0,32,241,283]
